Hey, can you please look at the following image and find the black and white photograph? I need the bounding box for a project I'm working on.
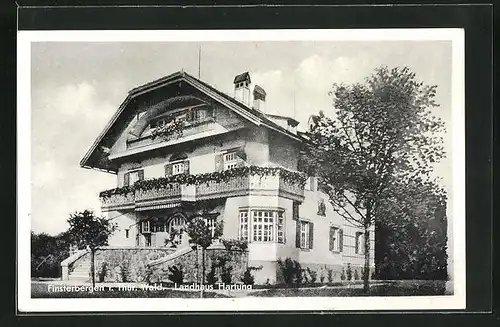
[17,29,465,312]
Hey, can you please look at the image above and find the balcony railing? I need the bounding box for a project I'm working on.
[100,167,305,211]
[100,192,135,211]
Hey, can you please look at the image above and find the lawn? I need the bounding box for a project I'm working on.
[248,280,447,297]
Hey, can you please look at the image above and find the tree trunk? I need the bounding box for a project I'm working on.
[363,227,370,293]
[90,249,96,289]
[200,247,205,298]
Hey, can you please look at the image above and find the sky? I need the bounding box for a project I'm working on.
[30,40,453,235]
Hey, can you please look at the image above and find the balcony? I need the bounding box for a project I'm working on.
[99,166,305,212]
[100,192,135,212]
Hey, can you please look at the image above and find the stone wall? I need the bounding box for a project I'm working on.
[92,247,175,283]
[148,247,249,284]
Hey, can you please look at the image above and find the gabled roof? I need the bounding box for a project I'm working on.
[80,71,305,173]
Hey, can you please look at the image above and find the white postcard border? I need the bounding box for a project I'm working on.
[17,28,466,312]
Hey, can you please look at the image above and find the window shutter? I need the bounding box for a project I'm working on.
[355,232,359,254]
[138,169,144,181]
[124,172,130,186]
[308,222,314,249]
[329,227,334,251]
[339,229,344,252]
[183,160,190,174]
[165,163,173,176]
[295,220,301,248]
[214,153,224,172]
[292,201,299,220]
[186,109,194,122]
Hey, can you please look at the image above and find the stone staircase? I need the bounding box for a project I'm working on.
[68,261,91,281]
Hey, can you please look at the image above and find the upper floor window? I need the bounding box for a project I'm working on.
[124,169,144,186]
[196,109,207,121]
[224,152,239,170]
[172,161,185,175]
[238,209,285,244]
[141,220,150,233]
[317,199,326,216]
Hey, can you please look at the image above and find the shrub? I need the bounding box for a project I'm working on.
[240,268,254,285]
[168,265,184,284]
[98,262,108,283]
[327,268,334,283]
[340,268,346,281]
[354,269,359,280]
[222,239,248,251]
[371,269,377,280]
[307,268,317,284]
[319,274,325,283]
[240,266,262,285]
[119,262,130,282]
[220,266,233,284]
[346,263,353,281]
[277,258,302,287]
[206,265,217,285]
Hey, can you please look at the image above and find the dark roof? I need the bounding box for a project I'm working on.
[253,84,267,97]
[233,72,251,84]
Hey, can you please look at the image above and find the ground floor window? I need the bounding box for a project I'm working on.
[238,208,285,243]
[298,220,314,250]
[355,231,366,254]
[329,226,341,252]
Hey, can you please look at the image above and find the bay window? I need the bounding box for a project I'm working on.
[238,209,285,244]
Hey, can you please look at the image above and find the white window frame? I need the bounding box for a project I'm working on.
[330,227,340,252]
[300,220,310,249]
[355,232,365,255]
[203,217,217,238]
[239,209,285,244]
[223,152,239,170]
[129,170,141,185]
[141,220,150,233]
[171,160,185,175]
[238,211,249,241]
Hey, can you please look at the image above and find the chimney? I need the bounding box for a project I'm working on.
[233,72,251,106]
[253,85,267,112]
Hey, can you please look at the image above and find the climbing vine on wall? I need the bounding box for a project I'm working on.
[99,166,307,199]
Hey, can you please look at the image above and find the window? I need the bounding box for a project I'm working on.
[125,229,129,239]
[317,199,326,216]
[355,232,366,255]
[204,217,217,238]
[172,161,185,175]
[277,211,285,243]
[144,234,152,247]
[298,220,314,250]
[196,109,207,121]
[141,220,150,233]
[152,221,165,233]
[124,169,144,186]
[238,211,249,241]
[239,209,284,243]
[300,221,309,249]
[224,152,238,170]
[329,227,340,252]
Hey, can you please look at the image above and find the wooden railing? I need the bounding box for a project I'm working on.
[100,192,135,211]
[100,171,305,211]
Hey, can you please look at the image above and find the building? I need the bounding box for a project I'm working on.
[64,70,374,284]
